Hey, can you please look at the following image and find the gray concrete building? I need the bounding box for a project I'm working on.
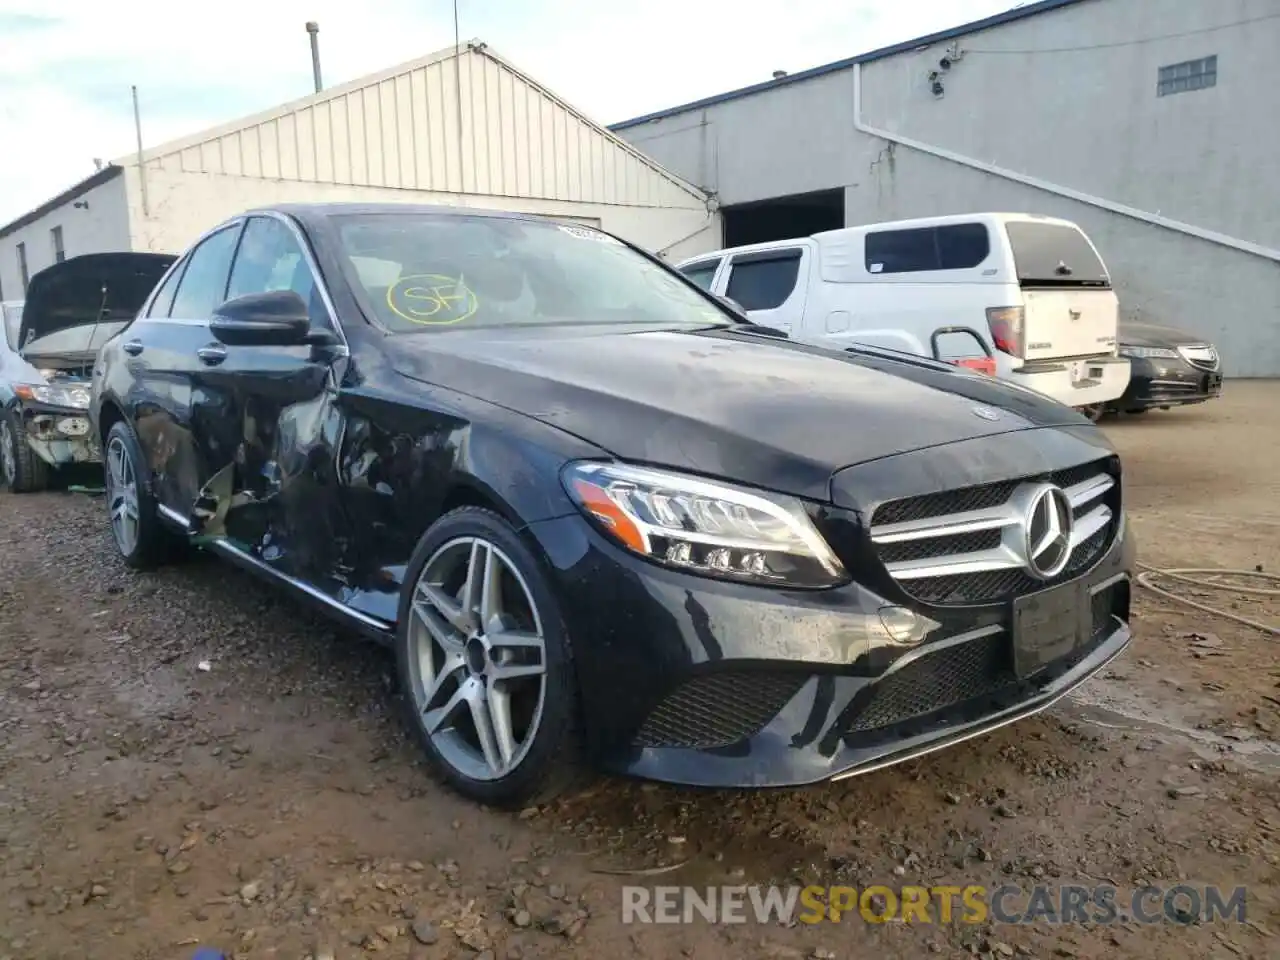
[613,0,1280,377]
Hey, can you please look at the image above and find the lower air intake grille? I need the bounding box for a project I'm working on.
[844,634,1015,734]
[634,672,807,749]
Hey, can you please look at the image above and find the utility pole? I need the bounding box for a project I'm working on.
[132,85,150,217]
[305,21,322,93]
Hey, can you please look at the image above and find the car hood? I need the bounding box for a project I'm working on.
[389,325,1089,502]
[18,252,176,350]
[1118,318,1209,347]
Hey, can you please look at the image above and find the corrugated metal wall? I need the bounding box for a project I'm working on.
[147,44,704,211]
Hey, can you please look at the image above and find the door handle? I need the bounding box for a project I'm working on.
[196,344,228,366]
[122,339,144,356]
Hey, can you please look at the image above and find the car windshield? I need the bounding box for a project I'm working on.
[334,213,733,333]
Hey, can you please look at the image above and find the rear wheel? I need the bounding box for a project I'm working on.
[396,507,585,808]
[104,419,179,569]
[0,408,49,493]
[1076,403,1105,422]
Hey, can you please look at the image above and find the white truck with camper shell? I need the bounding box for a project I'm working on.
[676,213,1131,417]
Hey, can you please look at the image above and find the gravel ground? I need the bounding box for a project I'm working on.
[1,383,1278,960]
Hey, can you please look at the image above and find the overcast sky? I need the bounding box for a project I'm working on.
[0,0,1015,224]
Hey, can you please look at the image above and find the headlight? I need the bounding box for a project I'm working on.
[1118,345,1178,360]
[14,383,92,409]
[562,461,849,587]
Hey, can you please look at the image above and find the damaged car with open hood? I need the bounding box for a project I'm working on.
[89,204,1133,808]
[1,253,175,491]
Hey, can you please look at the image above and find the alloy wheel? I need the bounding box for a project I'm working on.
[407,537,548,782]
[0,420,14,486]
[106,435,140,555]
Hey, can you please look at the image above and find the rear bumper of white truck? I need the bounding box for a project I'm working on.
[1008,355,1132,408]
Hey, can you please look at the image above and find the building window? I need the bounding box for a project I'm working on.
[1158,56,1217,97]
[51,225,65,263]
[16,242,29,294]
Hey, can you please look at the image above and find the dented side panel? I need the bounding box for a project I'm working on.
[188,340,335,541]
[275,372,600,627]
[107,316,203,511]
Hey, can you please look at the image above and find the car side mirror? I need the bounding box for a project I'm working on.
[210,291,313,347]
[715,294,748,319]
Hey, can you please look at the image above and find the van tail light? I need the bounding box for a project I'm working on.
[985,306,1025,356]
[953,357,997,376]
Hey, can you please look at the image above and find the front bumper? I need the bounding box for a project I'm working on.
[16,401,99,466]
[527,470,1133,788]
[1112,355,1223,411]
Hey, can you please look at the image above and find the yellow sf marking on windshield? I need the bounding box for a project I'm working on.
[387,274,479,325]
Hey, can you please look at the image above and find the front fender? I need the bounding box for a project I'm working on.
[329,383,605,611]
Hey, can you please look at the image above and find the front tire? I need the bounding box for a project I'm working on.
[395,506,585,808]
[0,408,49,493]
[103,419,178,569]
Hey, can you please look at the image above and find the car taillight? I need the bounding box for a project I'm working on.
[953,357,997,376]
[986,306,1025,356]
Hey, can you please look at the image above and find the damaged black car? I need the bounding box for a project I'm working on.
[1,253,175,491]
[89,204,1133,807]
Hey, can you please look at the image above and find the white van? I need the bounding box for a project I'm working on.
[675,213,1131,415]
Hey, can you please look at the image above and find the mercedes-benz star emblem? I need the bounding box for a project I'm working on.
[1024,484,1074,579]
[971,406,1000,422]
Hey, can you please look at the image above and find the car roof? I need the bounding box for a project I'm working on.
[674,213,1085,266]
[247,202,565,232]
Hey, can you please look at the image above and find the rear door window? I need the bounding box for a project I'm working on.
[1004,222,1109,286]
[169,225,243,319]
[679,259,721,291]
[145,261,186,319]
[725,250,802,310]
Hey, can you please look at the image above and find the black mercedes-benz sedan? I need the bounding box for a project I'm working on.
[89,203,1133,807]
[1110,318,1223,414]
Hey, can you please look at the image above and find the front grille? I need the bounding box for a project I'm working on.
[873,482,1018,527]
[869,460,1119,605]
[1177,344,1219,372]
[634,672,807,749]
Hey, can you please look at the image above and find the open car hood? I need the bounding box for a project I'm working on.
[18,252,176,350]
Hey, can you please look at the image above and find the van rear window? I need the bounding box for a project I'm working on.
[1004,222,1109,287]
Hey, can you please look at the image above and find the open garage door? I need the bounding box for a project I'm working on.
[721,189,844,247]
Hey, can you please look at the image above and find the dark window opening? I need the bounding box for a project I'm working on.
[721,189,844,248]
[865,223,990,274]
[725,251,801,310]
[17,242,29,294]
[51,225,65,263]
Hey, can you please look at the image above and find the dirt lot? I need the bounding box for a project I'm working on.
[1,384,1277,960]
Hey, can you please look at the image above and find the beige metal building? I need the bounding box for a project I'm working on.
[0,41,718,300]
